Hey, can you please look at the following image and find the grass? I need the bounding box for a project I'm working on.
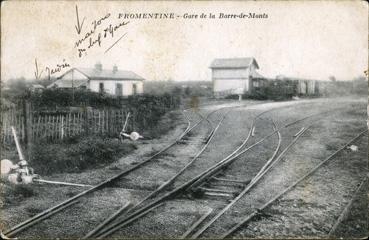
[0,183,37,206]
[30,135,137,175]
[141,111,183,139]
[0,110,183,177]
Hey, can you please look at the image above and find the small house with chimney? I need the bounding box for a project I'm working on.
[210,57,264,97]
[48,63,145,96]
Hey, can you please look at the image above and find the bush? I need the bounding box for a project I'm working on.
[31,135,137,175]
[24,89,181,110]
[29,89,125,109]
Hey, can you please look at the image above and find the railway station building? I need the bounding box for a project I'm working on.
[210,57,265,98]
[48,63,145,97]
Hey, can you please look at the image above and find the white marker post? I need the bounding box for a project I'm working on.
[120,113,143,141]
[234,88,243,102]
[11,126,25,161]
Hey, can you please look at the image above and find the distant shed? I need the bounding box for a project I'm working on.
[210,58,264,97]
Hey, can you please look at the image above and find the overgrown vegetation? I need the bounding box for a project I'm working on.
[25,89,180,110]
[0,183,37,205]
[1,86,184,176]
[141,111,183,139]
[144,80,212,97]
[30,135,137,175]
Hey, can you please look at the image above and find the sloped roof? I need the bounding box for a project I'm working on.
[210,58,259,69]
[30,84,45,89]
[73,68,144,81]
[47,79,88,88]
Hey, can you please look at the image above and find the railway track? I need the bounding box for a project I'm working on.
[2,108,216,238]
[4,100,364,238]
[82,108,229,238]
[220,129,368,239]
[185,106,367,238]
[86,106,273,238]
[182,116,314,238]
[4,102,255,238]
[92,105,335,238]
[182,118,281,238]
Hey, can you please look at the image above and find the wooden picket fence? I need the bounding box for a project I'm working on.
[1,108,134,144]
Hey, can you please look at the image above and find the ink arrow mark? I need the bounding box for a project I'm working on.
[75,5,85,35]
[34,58,43,80]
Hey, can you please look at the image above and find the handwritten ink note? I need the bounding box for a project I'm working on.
[73,8,130,58]
[34,59,71,80]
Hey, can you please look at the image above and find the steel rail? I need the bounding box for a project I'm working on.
[96,105,357,238]
[328,175,368,237]
[86,109,224,239]
[190,121,310,238]
[251,119,282,180]
[186,108,284,191]
[5,105,234,238]
[93,104,278,238]
[187,119,305,191]
[94,108,310,238]
[3,109,198,237]
[185,105,345,192]
[83,201,132,238]
[6,102,340,238]
[94,107,262,238]
[4,200,80,237]
[196,111,215,143]
[220,129,368,239]
[93,109,230,238]
[180,209,213,239]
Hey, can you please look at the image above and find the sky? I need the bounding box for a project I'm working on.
[1,0,368,82]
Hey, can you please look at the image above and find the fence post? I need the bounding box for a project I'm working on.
[84,107,90,135]
[61,115,64,140]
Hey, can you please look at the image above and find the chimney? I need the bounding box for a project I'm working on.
[94,62,103,71]
[113,65,118,73]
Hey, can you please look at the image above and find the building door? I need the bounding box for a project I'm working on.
[132,84,137,95]
[115,83,123,96]
[99,82,104,93]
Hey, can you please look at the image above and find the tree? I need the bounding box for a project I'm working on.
[329,75,336,82]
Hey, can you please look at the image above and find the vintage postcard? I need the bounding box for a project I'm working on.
[0,0,368,239]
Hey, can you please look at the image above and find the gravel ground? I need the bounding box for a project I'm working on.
[201,98,368,238]
[105,99,338,238]
[1,101,258,238]
[330,176,368,238]
[1,97,366,239]
[105,98,367,239]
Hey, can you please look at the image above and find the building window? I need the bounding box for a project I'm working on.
[132,84,137,95]
[253,80,260,87]
[99,82,104,93]
[115,83,123,96]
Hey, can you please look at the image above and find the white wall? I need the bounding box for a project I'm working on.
[89,80,143,96]
[212,68,249,79]
[213,79,249,93]
[212,68,251,94]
